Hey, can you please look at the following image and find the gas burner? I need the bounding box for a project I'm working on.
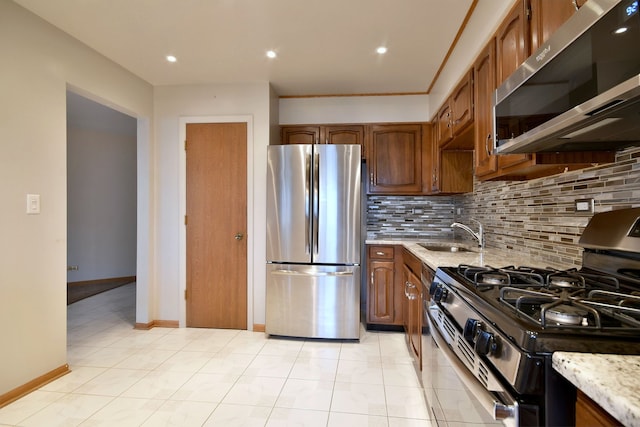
[479,273,508,286]
[544,304,589,326]
[548,274,583,289]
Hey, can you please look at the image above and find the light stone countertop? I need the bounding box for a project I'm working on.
[553,352,640,426]
[366,239,569,271]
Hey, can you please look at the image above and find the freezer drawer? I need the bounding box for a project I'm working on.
[266,264,360,339]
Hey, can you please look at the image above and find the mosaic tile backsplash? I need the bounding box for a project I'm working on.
[367,146,640,268]
[366,196,456,240]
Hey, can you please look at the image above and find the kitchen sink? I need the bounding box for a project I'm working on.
[418,243,476,253]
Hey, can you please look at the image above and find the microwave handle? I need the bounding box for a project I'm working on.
[428,313,519,426]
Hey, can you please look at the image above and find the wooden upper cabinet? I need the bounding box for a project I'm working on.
[496,0,529,86]
[281,125,364,144]
[450,71,474,137]
[436,103,452,147]
[436,71,474,149]
[529,0,584,52]
[280,124,365,156]
[367,124,423,194]
[281,126,320,145]
[474,40,498,177]
[471,0,615,181]
[322,125,364,146]
[495,0,532,171]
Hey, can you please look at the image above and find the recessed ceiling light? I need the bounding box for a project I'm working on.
[376,46,388,55]
[266,50,277,59]
[613,26,628,34]
[166,55,177,63]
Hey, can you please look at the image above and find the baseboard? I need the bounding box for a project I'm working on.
[134,320,179,330]
[135,321,262,331]
[67,276,136,286]
[0,364,70,409]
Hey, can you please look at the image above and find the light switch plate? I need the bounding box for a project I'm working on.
[575,198,594,214]
[26,194,40,214]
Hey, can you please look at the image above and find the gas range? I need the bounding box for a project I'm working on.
[437,264,640,351]
[427,208,640,426]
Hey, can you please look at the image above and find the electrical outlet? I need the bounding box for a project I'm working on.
[575,198,594,214]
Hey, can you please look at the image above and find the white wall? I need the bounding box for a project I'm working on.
[153,82,272,327]
[67,123,137,283]
[0,1,152,396]
[279,95,429,124]
[427,0,516,116]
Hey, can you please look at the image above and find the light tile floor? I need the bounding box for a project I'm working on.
[0,283,434,426]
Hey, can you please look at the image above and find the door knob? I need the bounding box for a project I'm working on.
[234,233,244,241]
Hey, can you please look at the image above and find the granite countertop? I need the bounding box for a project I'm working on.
[553,352,640,426]
[366,238,568,271]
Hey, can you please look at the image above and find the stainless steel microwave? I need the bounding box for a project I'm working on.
[494,0,640,154]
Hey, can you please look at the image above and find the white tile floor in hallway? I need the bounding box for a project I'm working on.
[0,283,434,427]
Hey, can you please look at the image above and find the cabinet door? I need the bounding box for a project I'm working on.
[402,265,421,363]
[496,1,529,85]
[495,0,532,170]
[450,71,474,137]
[474,40,498,177]
[322,125,364,145]
[281,126,320,145]
[529,0,582,52]
[368,260,396,324]
[368,124,423,194]
[436,103,452,147]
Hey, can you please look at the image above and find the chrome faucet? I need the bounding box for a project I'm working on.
[451,219,484,249]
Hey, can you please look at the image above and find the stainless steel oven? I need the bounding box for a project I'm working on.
[424,208,640,426]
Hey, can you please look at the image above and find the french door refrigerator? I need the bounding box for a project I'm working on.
[266,144,361,339]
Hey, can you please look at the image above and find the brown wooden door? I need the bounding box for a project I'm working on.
[186,122,247,329]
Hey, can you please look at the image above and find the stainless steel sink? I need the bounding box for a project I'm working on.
[418,243,475,253]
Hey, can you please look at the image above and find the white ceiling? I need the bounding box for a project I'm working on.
[14,0,475,97]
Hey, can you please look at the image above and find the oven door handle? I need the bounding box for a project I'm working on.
[428,313,519,426]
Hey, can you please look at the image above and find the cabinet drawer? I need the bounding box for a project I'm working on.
[402,247,422,276]
[368,245,395,260]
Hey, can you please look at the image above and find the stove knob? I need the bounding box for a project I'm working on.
[429,282,439,296]
[475,330,498,356]
[433,287,448,303]
[463,319,480,343]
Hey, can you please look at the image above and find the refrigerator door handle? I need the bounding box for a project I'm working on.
[312,149,320,257]
[304,151,311,255]
[271,269,355,277]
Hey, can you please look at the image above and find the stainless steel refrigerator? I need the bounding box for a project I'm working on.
[266,144,361,339]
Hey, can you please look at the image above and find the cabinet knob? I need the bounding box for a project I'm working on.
[485,133,493,157]
[375,251,385,256]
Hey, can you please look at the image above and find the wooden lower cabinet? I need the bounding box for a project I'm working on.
[576,390,620,427]
[366,245,403,326]
[402,247,422,367]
